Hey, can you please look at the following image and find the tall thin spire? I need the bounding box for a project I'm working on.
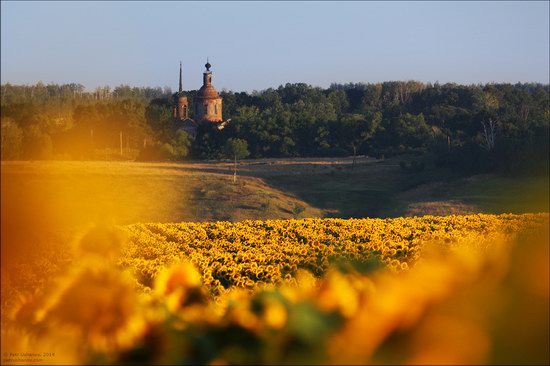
[179,61,182,93]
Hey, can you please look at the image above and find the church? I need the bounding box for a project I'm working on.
[173,60,229,138]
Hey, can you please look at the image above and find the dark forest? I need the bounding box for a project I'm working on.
[1,81,548,175]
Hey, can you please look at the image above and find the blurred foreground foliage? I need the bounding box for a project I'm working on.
[1,214,548,365]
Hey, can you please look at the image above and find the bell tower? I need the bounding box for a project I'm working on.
[194,58,223,123]
[173,61,189,120]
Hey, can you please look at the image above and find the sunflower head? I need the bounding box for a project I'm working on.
[154,262,207,312]
[76,224,124,259]
[41,261,145,352]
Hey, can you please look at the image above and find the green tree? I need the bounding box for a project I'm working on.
[223,138,249,183]
[1,117,23,160]
[339,112,382,170]
[327,90,350,116]
[22,125,53,159]
[169,130,191,160]
[394,113,431,149]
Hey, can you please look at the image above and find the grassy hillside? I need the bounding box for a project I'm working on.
[185,156,549,218]
[0,160,321,226]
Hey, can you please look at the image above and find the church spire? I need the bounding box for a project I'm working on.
[179,61,182,93]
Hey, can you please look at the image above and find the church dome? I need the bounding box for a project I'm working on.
[197,84,220,99]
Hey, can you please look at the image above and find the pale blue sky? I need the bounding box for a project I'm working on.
[1,1,549,92]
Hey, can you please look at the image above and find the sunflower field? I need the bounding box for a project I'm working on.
[2,213,549,365]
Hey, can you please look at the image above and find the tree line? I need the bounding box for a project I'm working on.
[1,81,548,175]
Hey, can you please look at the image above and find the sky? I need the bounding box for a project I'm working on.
[1,1,549,92]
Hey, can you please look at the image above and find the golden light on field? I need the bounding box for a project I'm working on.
[1,161,549,365]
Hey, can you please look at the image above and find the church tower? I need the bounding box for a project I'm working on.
[173,61,189,120]
[194,59,223,123]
